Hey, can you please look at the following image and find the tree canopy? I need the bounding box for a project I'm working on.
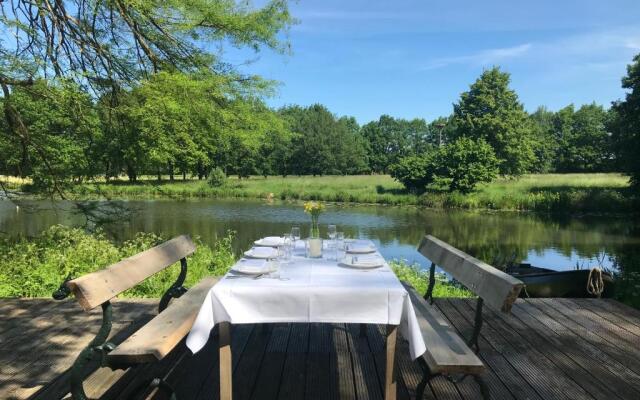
[611,54,640,190]
[452,67,536,176]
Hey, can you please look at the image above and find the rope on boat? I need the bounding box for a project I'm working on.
[587,268,605,298]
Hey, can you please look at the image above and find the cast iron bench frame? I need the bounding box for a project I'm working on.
[412,235,524,400]
[52,235,218,400]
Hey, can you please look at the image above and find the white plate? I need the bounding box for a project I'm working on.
[231,259,276,275]
[244,247,278,259]
[345,243,377,254]
[254,236,285,247]
[340,255,385,269]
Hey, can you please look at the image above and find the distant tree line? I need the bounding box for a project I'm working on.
[1,55,640,195]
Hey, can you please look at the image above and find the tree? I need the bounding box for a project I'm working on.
[281,105,368,175]
[529,106,559,173]
[0,80,101,193]
[0,0,293,194]
[452,67,536,175]
[389,155,434,194]
[557,103,612,172]
[360,115,430,173]
[390,138,498,194]
[611,53,640,190]
[432,137,499,193]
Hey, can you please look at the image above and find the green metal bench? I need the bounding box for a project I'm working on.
[52,235,219,400]
[412,235,525,400]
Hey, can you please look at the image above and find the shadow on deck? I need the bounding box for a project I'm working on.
[2,297,640,400]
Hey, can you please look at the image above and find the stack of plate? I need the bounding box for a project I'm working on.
[341,254,385,269]
[244,246,278,259]
[254,236,285,247]
[231,258,275,275]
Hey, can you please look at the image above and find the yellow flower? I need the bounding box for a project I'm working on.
[303,201,325,214]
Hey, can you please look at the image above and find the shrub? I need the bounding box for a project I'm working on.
[432,137,499,193]
[389,154,434,193]
[207,167,227,187]
[391,138,499,194]
[0,225,236,298]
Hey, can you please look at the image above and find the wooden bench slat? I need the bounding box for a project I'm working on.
[418,235,524,313]
[402,281,485,375]
[68,235,196,311]
[107,276,219,366]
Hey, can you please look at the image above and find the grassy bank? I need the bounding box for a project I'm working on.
[0,225,468,299]
[68,173,636,213]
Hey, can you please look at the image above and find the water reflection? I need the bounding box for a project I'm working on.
[2,199,639,272]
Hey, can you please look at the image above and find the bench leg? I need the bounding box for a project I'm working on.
[474,374,491,400]
[219,322,232,400]
[385,325,398,400]
[415,358,434,400]
[70,302,114,400]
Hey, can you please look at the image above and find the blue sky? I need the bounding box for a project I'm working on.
[225,0,640,124]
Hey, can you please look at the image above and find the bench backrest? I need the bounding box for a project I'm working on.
[418,235,523,313]
[67,235,196,311]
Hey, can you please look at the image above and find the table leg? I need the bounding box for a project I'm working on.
[385,324,398,400]
[219,321,232,400]
[359,323,367,338]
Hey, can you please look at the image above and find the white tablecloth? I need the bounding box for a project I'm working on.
[186,242,427,360]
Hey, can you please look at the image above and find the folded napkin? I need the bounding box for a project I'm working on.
[258,236,284,246]
[246,246,277,258]
[352,254,384,267]
[233,258,271,274]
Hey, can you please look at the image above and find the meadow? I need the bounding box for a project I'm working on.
[68,173,636,213]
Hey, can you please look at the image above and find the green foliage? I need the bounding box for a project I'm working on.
[554,104,613,172]
[0,225,236,298]
[432,137,499,193]
[389,154,434,193]
[279,104,369,176]
[0,0,294,193]
[452,67,536,176]
[611,53,640,192]
[529,106,558,173]
[208,167,227,187]
[391,138,498,194]
[389,260,472,298]
[360,115,432,173]
[0,80,102,192]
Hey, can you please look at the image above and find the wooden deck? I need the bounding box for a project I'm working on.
[2,297,640,400]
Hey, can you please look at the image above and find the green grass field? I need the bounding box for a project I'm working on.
[68,173,635,213]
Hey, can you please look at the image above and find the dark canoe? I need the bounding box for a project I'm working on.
[505,263,615,298]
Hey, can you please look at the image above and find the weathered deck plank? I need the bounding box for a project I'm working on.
[2,298,640,400]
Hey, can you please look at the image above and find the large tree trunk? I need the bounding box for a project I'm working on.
[126,165,137,182]
[168,162,174,181]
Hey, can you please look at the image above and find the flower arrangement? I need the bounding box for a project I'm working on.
[303,201,325,238]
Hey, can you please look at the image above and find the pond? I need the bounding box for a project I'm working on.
[2,197,640,274]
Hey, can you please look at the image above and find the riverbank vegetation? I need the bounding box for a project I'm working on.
[68,173,635,213]
[0,225,469,299]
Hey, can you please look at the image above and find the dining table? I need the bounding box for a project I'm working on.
[186,239,427,400]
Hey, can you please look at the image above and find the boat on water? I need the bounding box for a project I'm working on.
[505,263,615,298]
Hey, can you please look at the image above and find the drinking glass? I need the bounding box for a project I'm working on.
[281,234,293,262]
[328,224,337,240]
[336,232,345,261]
[291,226,301,254]
[291,226,301,241]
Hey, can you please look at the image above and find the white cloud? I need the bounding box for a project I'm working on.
[423,43,532,70]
